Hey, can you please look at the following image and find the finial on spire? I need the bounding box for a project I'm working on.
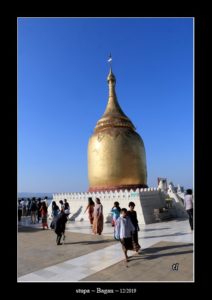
[108,53,112,69]
[107,53,116,84]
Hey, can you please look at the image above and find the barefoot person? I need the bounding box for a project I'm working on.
[115,208,135,262]
[128,202,141,253]
[84,197,95,226]
[93,198,103,235]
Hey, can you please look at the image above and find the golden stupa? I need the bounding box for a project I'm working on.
[88,65,147,192]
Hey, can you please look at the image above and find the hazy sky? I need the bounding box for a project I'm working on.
[18,17,193,193]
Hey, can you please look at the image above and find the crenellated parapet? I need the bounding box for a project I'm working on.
[53,187,159,201]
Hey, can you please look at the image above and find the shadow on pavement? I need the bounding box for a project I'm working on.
[64,239,117,245]
[142,228,170,231]
[18,226,44,232]
[128,243,193,260]
[129,250,193,260]
[142,243,193,252]
[175,217,188,221]
[143,232,191,239]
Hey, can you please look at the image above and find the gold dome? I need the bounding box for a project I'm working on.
[88,67,147,192]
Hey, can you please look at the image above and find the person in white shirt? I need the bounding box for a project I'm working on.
[115,208,135,262]
[184,189,193,230]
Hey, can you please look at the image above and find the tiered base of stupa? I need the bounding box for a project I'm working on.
[49,187,184,225]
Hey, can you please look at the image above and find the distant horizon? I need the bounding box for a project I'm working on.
[18,192,53,196]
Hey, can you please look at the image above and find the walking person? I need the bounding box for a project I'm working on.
[111,201,121,227]
[93,198,103,235]
[21,199,26,217]
[59,200,65,211]
[84,197,95,226]
[18,200,22,222]
[30,199,37,224]
[40,201,49,230]
[54,209,70,245]
[26,198,31,216]
[64,199,70,211]
[50,201,60,229]
[115,208,135,262]
[37,199,42,223]
[184,189,193,230]
[52,201,60,219]
[44,196,49,206]
[128,202,141,253]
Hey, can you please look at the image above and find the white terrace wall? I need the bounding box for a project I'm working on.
[50,187,168,225]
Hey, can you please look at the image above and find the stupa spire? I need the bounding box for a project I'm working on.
[94,57,135,132]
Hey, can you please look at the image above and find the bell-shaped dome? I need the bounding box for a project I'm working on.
[88,67,147,192]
